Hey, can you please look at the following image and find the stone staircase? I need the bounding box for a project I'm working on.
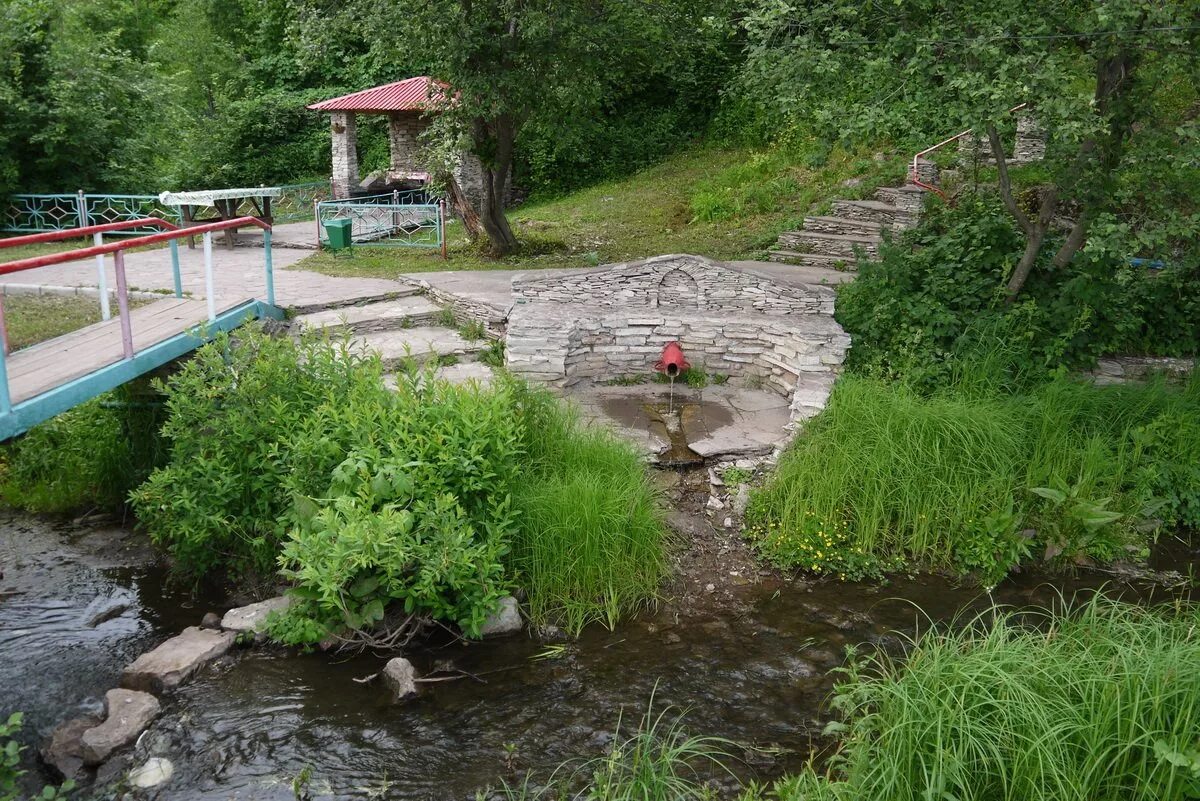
[769,183,925,269]
[288,291,497,384]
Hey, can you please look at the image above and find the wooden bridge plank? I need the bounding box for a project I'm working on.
[6,297,244,404]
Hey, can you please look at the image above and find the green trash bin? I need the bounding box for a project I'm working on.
[324,217,353,250]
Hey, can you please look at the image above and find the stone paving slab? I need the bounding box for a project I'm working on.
[355,326,481,369]
[292,295,443,332]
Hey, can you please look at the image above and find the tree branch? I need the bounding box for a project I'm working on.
[988,123,1030,235]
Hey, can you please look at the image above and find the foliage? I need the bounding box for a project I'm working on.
[1,712,74,801]
[747,373,1200,585]
[762,597,1200,801]
[725,0,1200,296]
[272,367,521,643]
[500,693,735,801]
[836,196,1200,390]
[131,329,381,578]
[508,381,667,634]
[0,383,165,515]
[132,327,665,638]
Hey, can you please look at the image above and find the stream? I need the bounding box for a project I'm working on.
[1,510,1196,800]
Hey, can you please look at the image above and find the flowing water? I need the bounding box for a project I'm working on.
[1,511,1196,800]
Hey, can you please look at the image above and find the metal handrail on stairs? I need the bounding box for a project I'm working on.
[909,103,1028,198]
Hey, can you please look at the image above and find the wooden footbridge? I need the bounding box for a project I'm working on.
[0,217,282,440]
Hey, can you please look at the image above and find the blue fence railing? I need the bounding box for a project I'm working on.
[317,198,443,249]
[2,192,181,235]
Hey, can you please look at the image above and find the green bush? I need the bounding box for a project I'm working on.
[274,369,521,643]
[758,598,1200,801]
[131,329,383,578]
[132,327,666,638]
[747,374,1200,584]
[2,712,73,801]
[836,196,1200,392]
[0,383,165,515]
[508,382,668,634]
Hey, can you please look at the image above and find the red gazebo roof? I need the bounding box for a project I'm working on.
[307,77,449,113]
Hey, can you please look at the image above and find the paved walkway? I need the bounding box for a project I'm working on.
[0,239,402,309]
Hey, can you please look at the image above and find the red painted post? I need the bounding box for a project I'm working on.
[113,251,134,360]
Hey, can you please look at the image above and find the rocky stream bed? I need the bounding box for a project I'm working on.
[1,493,1197,800]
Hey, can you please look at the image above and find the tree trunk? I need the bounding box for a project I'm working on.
[444,174,484,241]
[989,124,1060,301]
[473,114,519,256]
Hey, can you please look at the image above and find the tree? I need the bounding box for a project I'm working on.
[732,0,1200,300]
[383,0,722,255]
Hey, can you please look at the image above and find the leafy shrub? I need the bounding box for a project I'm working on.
[0,383,165,515]
[131,329,382,578]
[508,381,667,634]
[747,374,1200,584]
[764,598,1200,801]
[273,369,521,643]
[836,196,1200,391]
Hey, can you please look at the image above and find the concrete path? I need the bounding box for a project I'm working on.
[0,239,402,310]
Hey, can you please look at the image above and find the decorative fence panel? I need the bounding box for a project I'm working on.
[317,197,443,249]
[274,182,332,223]
[2,193,180,235]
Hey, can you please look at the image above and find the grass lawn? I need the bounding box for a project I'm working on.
[293,143,907,278]
[4,294,151,351]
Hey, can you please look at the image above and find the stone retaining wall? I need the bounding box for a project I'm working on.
[506,255,850,417]
[1088,355,1194,385]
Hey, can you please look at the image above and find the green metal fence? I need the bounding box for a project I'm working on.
[2,192,181,235]
[316,196,444,249]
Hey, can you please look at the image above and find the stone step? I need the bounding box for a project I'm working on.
[767,250,858,270]
[353,326,485,371]
[291,296,444,334]
[775,230,881,259]
[286,288,423,316]
[873,184,926,213]
[802,215,888,237]
[383,361,495,390]
[830,200,918,228]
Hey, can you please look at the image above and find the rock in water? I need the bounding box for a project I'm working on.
[199,612,222,629]
[382,657,418,699]
[81,689,161,765]
[41,715,102,780]
[479,596,522,637]
[128,757,174,789]
[122,626,236,693]
[219,596,293,633]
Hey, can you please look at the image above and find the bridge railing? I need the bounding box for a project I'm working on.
[0,216,275,415]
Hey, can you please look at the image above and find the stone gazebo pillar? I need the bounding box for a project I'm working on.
[330,111,358,199]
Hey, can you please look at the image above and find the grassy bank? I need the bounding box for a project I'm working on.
[747,374,1200,584]
[293,143,904,278]
[756,597,1200,801]
[1,294,155,350]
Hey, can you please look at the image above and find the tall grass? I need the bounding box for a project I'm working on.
[508,381,668,634]
[764,597,1200,801]
[747,373,1200,581]
[502,692,737,801]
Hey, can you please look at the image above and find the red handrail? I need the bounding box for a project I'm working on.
[0,218,180,250]
[0,216,270,275]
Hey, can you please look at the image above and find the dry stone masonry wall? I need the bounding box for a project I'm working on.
[506,255,850,424]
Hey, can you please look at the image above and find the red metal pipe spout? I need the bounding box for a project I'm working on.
[655,341,689,378]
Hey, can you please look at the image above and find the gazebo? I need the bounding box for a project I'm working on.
[308,77,485,205]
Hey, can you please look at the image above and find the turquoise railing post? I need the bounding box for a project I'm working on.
[263,228,275,306]
[0,339,10,415]
[169,239,183,298]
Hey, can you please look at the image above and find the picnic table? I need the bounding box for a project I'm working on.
[158,187,281,249]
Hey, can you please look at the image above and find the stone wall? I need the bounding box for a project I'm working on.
[512,254,835,316]
[1088,355,1194,385]
[506,255,850,423]
[330,112,359,199]
[387,112,429,177]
